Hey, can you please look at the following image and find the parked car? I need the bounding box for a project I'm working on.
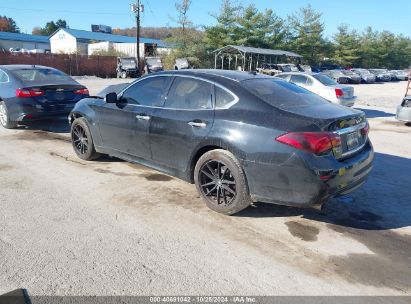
[276,63,299,72]
[116,57,139,79]
[396,96,411,123]
[69,70,373,215]
[340,70,361,84]
[350,69,376,83]
[174,58,190,70]
[390,70,409,81]
[257,63,281,76]
[0,65,89,129]
[276,72,356,107]
[145,57,164,74]
[319,64,343,71]
[322,70,351,84]
[368,69,392,82]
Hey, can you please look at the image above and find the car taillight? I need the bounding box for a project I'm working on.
[16,88,45,98]
[276,132,342,157]
[74,88,89,95]
[361,122,370,136]
[335,88,344,98]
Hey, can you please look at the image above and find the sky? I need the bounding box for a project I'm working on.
[1,0,410,38]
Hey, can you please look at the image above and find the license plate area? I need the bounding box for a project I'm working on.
[346,131,361,150]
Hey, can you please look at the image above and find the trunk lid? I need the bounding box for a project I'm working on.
[29,84,86,103]
[281,104,367,158]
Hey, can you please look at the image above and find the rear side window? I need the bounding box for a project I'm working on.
[11,68,70,82]
[0,70,8,83]
[165,77,212,110]
[122,76,170,106]
[215,86,237,108]
[242,79,327,108]
[290,74,308,85]
[313,74,338,86]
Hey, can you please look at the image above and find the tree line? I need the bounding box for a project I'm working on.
[1,1,410,69]
[167,0,411,69]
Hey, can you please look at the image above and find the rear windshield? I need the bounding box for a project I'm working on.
[242,79,328,108]
[11,68,71,82]
[313,74,338,85]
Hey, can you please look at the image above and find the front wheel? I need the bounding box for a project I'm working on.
[0,101,18,129]
[71,117,100,161]
[194,149,251,215]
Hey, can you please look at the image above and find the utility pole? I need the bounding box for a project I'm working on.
[132,1,143,74]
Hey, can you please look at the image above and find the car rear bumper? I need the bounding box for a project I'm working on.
[242,140,374,208]
[337,96,356,107]
[396,105,411,122]
[9,102,76,121]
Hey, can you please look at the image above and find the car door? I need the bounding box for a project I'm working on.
[95,75,171,159]
[149,76,214,172]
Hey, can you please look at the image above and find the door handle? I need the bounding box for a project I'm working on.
[136,114,150,121]
[188,121,207,128]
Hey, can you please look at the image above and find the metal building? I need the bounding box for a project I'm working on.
[213,45,302,71]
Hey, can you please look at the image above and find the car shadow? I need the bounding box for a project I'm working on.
[355,108,395,119]
[17,116,71,133]
[237,152,411,231]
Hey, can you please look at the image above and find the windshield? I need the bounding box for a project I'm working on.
[313,74,338,86]
[121,59,136,65]
[11,68,71,82]
[146,58,163,66]
[242,79,328,108]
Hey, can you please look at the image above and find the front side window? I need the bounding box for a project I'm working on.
[122,76,170,106]
[165,77,212,110]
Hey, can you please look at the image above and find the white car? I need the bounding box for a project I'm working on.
[276,72,357,107]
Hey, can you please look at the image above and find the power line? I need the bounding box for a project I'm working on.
[0,6,129,16]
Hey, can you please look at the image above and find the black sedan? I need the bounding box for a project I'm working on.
[0,65,89,129]
[69,70,374,215]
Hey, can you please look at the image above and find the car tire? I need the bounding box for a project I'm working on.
[0,101,18,129]
[71,117,100,161]
[194,149,251,215]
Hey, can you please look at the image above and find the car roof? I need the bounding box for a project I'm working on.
[0,64,56,71]
[154,69,272,82]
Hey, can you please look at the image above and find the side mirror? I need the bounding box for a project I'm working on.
[105,92,118,104]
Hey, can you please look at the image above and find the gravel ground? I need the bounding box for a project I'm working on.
[0,79,410,296]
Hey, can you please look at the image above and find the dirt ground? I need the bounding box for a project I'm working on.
[0,79,410,296]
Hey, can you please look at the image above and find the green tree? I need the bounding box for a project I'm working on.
[203,0,242,49]
[287,5,326,65]
[332,24,361,67]
[33,19,68,36]
[234,4,286,49]
[0,16,20,33]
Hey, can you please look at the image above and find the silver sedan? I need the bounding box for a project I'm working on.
[396,96,411,123]
[276,72,356,107]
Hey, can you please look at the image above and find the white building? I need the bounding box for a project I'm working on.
[0,32,50,52]
[50,28,170,57]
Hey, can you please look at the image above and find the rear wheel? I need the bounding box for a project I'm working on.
[71,117,100,161]
[0,101,18,129]
[194,149,251,215]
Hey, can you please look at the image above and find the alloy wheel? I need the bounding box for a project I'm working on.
[72,124,89,155]
[199,160,237,207]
